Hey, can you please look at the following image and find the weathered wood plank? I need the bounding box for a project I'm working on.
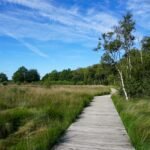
[53,95,134,150]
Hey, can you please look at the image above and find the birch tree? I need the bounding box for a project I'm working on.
[95,31,129,100]
[119,12,135,78]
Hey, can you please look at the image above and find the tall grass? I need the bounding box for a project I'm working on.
[112,94,150,150]
[0,85,109,150]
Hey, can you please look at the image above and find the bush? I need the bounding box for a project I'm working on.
[2,81,8,86]
[0,73,8,83]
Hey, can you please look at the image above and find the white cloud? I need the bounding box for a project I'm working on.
[0,0,118,44]
[127,0,150,32]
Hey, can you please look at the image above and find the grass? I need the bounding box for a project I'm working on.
[0,85,110,150]
[112,94,150,150]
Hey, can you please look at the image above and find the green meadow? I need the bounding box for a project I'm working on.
[0,85,109,150]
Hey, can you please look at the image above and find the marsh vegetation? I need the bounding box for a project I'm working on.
[112,94,150,150]
[0,85,109,150]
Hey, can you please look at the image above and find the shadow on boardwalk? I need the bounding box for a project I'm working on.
[53,95,134,150]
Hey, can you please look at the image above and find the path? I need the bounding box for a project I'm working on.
[53,95,134,150]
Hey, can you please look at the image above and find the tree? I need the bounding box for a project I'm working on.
[95,13,136,100]
[42,73,49,82]
[142,36,150,51]
[0,73,8,83]
[118,12,135,76]
[101,53,114,65]
[13,66,28,83]
[72,68,84,84]
[59,69,72,81]
[101,32,129,100]
[101,53,117,85]
[26,69,40,82]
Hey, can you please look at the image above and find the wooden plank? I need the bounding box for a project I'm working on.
[53,95,134,150]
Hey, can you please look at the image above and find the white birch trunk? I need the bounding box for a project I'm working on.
[117,67,129,101]
[128,54,132,79]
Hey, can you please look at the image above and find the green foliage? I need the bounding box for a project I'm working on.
[2,81,8,86]
[119,49,150,98]
[112,94,150,150]
[119,12,135,50]
[0,73,8,84]
[142,36,150,51]
[26,69,40,82]
[101,53,114,65]
[13,66,40,83]
[95,12,150,99]
[42,64,117,86]
[13,66,28,83]
[59,69,73,81]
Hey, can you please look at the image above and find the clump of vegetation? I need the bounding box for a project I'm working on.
[112,94,150,150]
[0,73,8,85]
[0,85,109,150]
[13,66,40,83]
[42,64,117,86]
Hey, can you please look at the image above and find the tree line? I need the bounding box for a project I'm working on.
[42,64,117,85]
[0,66,40,84]
[0,63,116,86]
[1,13,150,100]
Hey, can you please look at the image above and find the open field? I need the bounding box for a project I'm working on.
[0,85,109,150]
[112,95,150,150]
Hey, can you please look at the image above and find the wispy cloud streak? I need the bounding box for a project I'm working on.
[4,31,48,58]
[2,0,149,50]
[0,0,118,43]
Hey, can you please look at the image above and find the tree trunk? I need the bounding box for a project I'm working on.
[140,50,143,64]
[128,54,132,79]
[116,67,129,101]
[128,55,132,71]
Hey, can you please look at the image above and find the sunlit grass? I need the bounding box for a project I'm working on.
[112,94,150,150]
[0,85,109,150]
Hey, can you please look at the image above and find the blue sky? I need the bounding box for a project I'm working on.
[0,0,150,79]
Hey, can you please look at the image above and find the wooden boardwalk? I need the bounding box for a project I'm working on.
[53,95,134,150]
